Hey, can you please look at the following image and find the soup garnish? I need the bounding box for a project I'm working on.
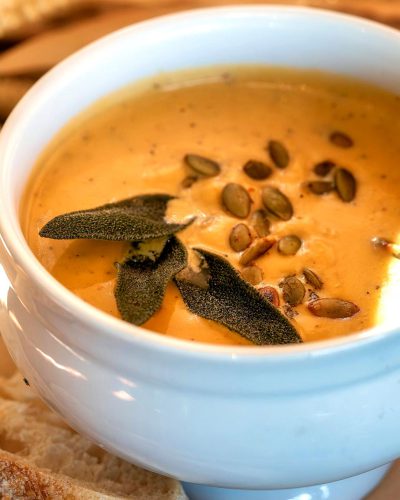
[22,66,400,345]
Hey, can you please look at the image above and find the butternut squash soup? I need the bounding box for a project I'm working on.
[21,67,400,345]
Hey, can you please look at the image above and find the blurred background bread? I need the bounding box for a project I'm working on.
[1,1,400,39]
[0,336,188,499]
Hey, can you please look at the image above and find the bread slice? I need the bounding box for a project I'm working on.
[0,362,187,499]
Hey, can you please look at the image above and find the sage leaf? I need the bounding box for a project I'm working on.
[39,194,192,241]
[115,236,187,325]
[175,249,301,345]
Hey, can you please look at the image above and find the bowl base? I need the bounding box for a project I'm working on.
[182,463,391,500]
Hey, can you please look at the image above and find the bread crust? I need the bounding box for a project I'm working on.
[0,450,101,499]
[0,374,187,499]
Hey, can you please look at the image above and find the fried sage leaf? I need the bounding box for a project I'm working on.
[175,249,301,345]
[115,236,187,325]
[39,194,192,241]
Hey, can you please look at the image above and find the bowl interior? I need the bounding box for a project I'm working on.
[1,5,400,357]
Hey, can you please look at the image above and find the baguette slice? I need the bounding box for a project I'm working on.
[0,374,187,499]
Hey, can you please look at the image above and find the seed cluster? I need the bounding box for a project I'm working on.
[182,131,360,321]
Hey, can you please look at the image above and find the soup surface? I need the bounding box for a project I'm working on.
[21,67,400,345]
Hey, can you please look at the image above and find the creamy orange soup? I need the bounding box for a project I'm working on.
[21,67,400,345]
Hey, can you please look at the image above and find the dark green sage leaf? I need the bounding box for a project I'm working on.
[39,194,192,241]
[115,236,187,325]
[175,249,301,345]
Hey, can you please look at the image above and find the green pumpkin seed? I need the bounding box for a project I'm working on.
[181,175,198,189]
[303,268,323,290]
[184,154,221,177]
[335,168,356,202]
[314,160,336,177]
[243,160,272,180]
[282,276,305,307]
[222,183,251,218]
[278,235,302,256]
[258,286,280,307]
[307,181,335,195]
[329,131,354,148]
[268,140,290,168]
[262,186,293,221]
[250,209,270,237]
[239,237,275,266]
[242,265,263,285]
[308,298,359,318]
[229,223,252,252]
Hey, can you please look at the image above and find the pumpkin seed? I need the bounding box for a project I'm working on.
[307,180,335,195]
[329,131,354,148]
[308,298,359,318]
[184,154,221,177]
[222,183,251,218]
[335,168,356,202]
[278,235,302,256]
[303,268,323,290]
[229,223,252,252]
[239,237,275,266]
[268,140,290,168]
[243,160,272,180]
[181,175,198,189]
[250,209,270,237]
[258,286,280,307]
[262,186,293,221]
[314,160,336,177]
[242,265,263,285]
[282,276,305,306]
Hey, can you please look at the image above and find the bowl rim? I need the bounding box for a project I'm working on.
[1,4,400,361]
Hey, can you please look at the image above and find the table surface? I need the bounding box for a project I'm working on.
[0,1,399,497]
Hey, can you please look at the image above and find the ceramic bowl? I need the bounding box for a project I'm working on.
[0,6,399,499]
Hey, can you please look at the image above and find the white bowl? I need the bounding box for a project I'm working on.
[0,6,399,498]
